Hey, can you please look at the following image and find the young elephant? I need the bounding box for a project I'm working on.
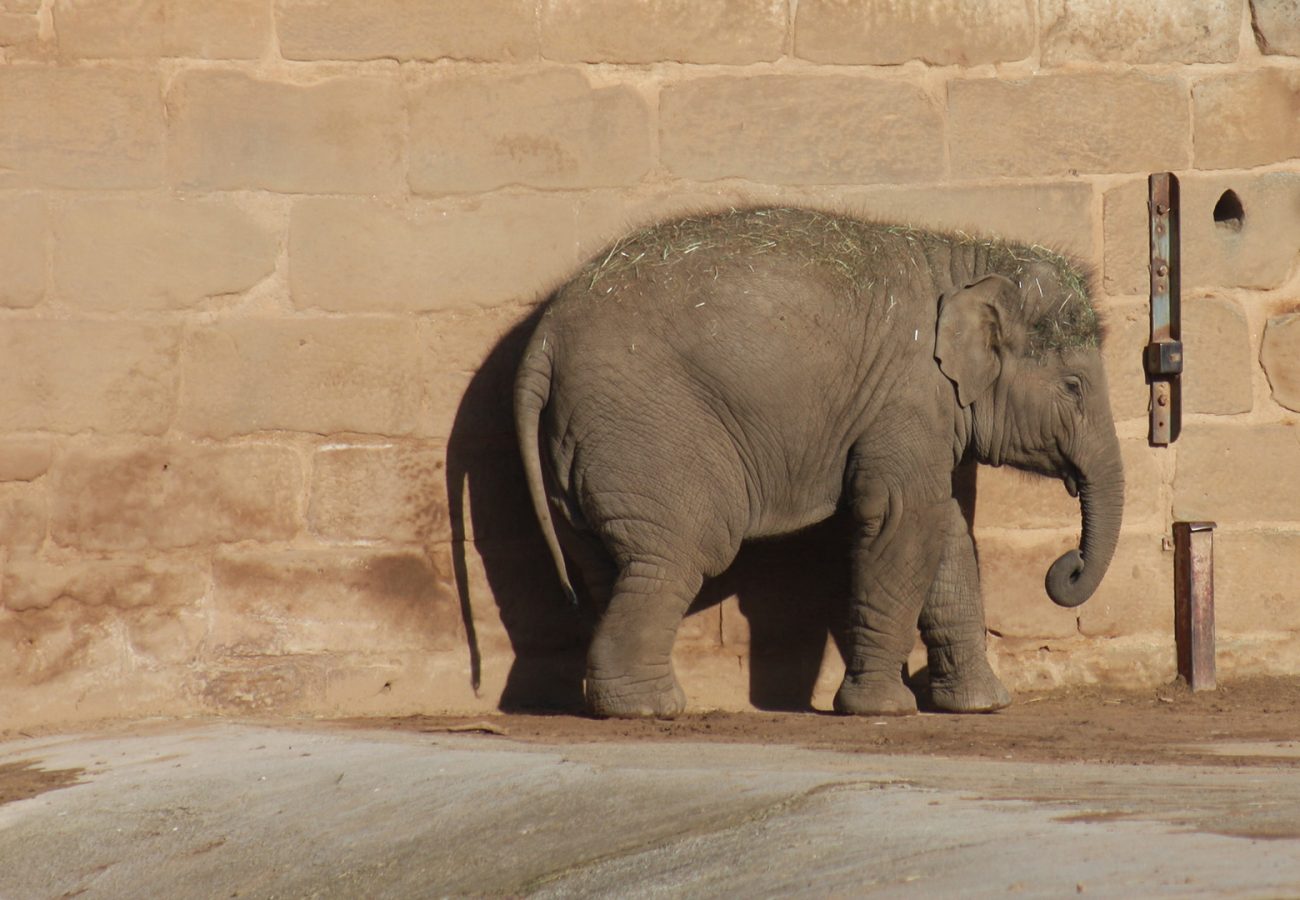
[514,208,1123,718]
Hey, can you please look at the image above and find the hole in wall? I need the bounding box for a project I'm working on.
[1213,189,1245,232]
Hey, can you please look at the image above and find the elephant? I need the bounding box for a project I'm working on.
[514,207,1123,719]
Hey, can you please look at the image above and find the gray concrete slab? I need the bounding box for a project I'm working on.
[1,722,1298,898]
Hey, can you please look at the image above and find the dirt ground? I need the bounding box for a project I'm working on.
[379,676,1300,769]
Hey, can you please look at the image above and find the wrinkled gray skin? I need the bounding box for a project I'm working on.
[515,208,1124,719]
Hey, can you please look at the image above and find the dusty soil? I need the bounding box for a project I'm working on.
[375,677,1300,768]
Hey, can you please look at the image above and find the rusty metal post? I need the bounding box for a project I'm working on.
[1147,173,1183,446]
[1173,522,1216,691]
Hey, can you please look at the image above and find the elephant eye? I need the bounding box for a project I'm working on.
[1062,376,1085,401]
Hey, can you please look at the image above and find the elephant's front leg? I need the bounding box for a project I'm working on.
[834,480,947,717]
[918,501,1011,713]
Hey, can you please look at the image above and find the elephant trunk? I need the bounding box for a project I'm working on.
[1045,446,1125,609]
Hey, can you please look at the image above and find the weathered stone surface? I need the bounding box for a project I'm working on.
[179,318,432,438]
[3,554,205,612]
[0,555,209,690]
[54,196,277,310]
[1252,0,1300,56]
[1193,70,1300,169]
[0,193,45,308]
[309,443,449,543]
[1181,296,1254,415]
[0,321,177,434]
[662,75,944,184]
[0,10,38,45]
[949,73,1189,178]
[54,0,269,58]
[279,0,536,61]
[50,441,302,550]
[795,0,1032,65]
[1098,299,1153,423]
[544,0,785,63]
[1174,425,1300,523]
[290,195,584,312]
[209,548,460,655]
[979,533,1085,639]
[0,436,52,482]
[975,439,1163,531]
[408,68,652,193]
[0,482,45,549]
[844,182,1095,258]
[1041,0,1241,63]
[991,633,1175,690]
[1263,313,1300,412]
[1104,173,1300,294]
[1075,535,1173,637]
[1215,531,1300,633]
[168,71,403,193]
[0,68,164,188]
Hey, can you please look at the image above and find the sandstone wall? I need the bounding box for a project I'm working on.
[1,0,1298,730]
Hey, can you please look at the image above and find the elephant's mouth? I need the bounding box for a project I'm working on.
[1063,465,1081,498]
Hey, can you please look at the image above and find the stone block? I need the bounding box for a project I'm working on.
[50,441,302,550]
[54,196,277,311]
[1040,0,1240,64]
[0,321,178,434]
[661,75,944,185]
[168,71,403,193]
[1099,299,1155,424]
[978,533,1084,639]
[1262,313,1300,412]
[795,0,1032,65]
[1104,172,1300,294]
[1215,531,1300,633]
[1181,296,1253,415]
[278,0,536,61]
[990,633,1175,690]
[974,438,1164,531]
[949,73,1189,178]
[0,436,52,482]
[0,10,37,45]
[309,442,450,543]
[179,318,432,438]
[1174,425,1300,524]
[1075,534,1173,637]
[1253,0,1300,55]
[1193,70,1300,169]
[1,555,209,685]
[843,182,1095,258]
[290,194,586,312]
[408,68,652,193]
[0,192,46,308]
[543,0,785,63]
[210,548,460,655]
[0,67,164,188]
[54,0,269,58]
[0,482,44,549]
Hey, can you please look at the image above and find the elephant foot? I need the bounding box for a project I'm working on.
[927,654,1011,714]
[585,672,686,719]
[833,674,918,717]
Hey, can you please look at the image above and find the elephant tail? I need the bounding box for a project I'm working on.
[513,330,579,608]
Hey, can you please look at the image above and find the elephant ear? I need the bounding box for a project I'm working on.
[935,274,1015,408]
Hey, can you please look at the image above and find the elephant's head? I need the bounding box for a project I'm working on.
[936,269,1123,609]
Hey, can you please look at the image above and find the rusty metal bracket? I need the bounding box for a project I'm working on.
[1147,173,1182,446]
[1174,522,1216,691]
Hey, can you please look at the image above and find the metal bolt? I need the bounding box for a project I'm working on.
[1156,263,1169,277]
[1157,393,1169,407]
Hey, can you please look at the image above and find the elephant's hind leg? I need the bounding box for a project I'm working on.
[584,558,702,719]
[919,502,1011,713]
